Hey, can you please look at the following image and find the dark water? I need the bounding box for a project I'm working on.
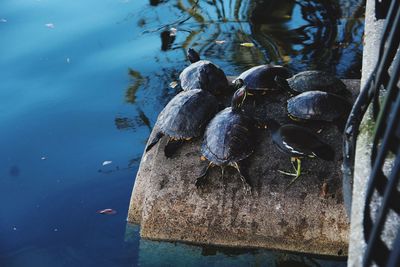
[0,0,363,266]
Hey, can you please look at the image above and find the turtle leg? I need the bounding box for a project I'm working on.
[145,132,164,152]
[220,166,227,179]
[232,162,252,194]
[195,162,213,188]
[164,138,185,158]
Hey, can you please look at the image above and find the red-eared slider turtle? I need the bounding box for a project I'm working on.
[233,65,292,93]
[287,91,351,122]
[267,119,334,187]
[275,70,347,94]
[179,49,229,95]
[145,89,218,157]
[195,87,256,192]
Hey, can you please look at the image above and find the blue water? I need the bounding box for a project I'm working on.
[0,0,363,266]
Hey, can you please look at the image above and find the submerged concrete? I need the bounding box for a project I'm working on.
[128,79,359,256]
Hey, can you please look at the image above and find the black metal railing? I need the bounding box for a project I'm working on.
[343,0,400,266]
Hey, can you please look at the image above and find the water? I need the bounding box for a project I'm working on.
[0,0,363,266]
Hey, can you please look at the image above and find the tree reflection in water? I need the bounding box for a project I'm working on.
[117,0,364,164]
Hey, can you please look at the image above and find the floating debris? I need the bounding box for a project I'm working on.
[97,208,117,215]
[41,156,47,160]
[1,18,7,23]
[45,23,55,29]
[240,42,254,47]
[281,55,291,62]
[215,40,226,45]
[169,27,177,36]
[102,160,112,166]
[66,57,70,63]
[169,81,178,88]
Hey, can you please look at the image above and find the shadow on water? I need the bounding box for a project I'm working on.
[128,236,347,267]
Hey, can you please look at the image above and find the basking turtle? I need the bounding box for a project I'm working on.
[195,87,256,192]
[233,65,292,93]
[267,119,334,187]
[145,89,218,157]
[287,91,351,122]
[275,70,347,94]
[179,49,230,95]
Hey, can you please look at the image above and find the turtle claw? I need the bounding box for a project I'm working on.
[243,183,252,195]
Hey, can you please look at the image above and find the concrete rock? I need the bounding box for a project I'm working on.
[127,79,360,256]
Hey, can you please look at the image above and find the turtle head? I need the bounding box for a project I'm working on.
[231,86,248,111]
[187,48,200,63]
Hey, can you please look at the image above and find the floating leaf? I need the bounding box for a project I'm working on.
[97,208,117,215]
[45,23,55,28]
[240,42,254,47]
[102,160,112,166]
[215,40,226,45]
[281,55,291,62]
[169,81,178,88]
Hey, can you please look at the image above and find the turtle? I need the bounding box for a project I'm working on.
[275,70,347,94]
[287,91,351,122]
[145,89,218,157]
[233,65,292,94]
[266,119,334,187]
[195,86,256,193]
[179,48,230,95]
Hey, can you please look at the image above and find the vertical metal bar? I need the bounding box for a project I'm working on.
[342,0,400,218]
[364,97,400,266]
[372,2,400,118]
[386,231,400,267]
[372,53,400,161]
[363,155,400,266]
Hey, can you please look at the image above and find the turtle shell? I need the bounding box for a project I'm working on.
[269,122,334,160]
[287,70,347,93]
[201,107,256,166]
[287,91,351,122]
[157,89,218,139]
[179,60,229,95]
[235,65,291,90]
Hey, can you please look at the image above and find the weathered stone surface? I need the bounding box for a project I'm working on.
[128,79,360,256]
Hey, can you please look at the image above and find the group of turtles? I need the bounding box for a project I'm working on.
[145,48,352,192]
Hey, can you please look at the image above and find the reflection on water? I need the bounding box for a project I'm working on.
[134,238,346,267]
[0,0,362,266]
